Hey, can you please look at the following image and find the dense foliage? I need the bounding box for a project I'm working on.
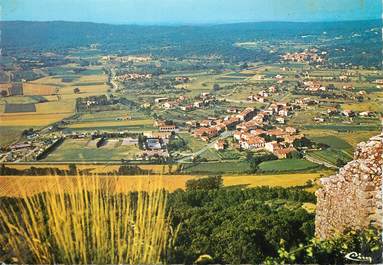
[167,181,316,264]
[166,176,381,264]
[267,228,382,264]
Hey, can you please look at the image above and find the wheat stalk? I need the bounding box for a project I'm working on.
[0,173,175,264]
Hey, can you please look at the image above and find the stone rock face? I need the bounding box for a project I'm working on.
[315,133,383,239]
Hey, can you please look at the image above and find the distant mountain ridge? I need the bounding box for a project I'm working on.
[1,20,381,66]
[1,19,380,49]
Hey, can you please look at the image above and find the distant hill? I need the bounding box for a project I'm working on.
[1,20,381,65]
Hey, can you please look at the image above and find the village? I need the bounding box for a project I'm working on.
[0,54,380,168]
[0,32,381,174]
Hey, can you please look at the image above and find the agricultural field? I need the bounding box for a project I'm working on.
[182,161,252,174]
[308,135,353,151]
[23,83,57,96]
[175,71,252,97]
[43,138,141,161]
[178,132,206,152]
[79,109,149,121]
[0,65,110,140]
[258,159,320,172]
[0,113,72,127]
[29,73,108,99]
[341,102,383,112]
[303,129,379,148]
[0,175,194,197]
[2,163,178,175]
[66,119,154,130]
[223,171,329,189]
[0,169,329,197]
[0,127,30,145]
[308,149,352,165]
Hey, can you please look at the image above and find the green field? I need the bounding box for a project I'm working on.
[44,139,141,161]
[308,149,352,165]
[310,135,353,151]
[182,161,251,174]
[303,124,380,132]
[258,159,320,172]
[200,148,222,161]
[178,133,206,153]
[0,126,29,146]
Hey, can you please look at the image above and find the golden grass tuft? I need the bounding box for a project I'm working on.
[0,174,176,264]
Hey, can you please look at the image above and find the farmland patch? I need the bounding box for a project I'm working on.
[4,103,36,113]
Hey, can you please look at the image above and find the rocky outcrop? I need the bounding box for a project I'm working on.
[315,133,382,239]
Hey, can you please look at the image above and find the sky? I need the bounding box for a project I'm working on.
[2,0,382,24]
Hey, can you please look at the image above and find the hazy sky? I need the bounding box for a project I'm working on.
[2,0,381,24]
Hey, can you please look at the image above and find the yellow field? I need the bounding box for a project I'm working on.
[23,83,56,95]
[35,99,75,114]
[0,170,329,197]
[30,74,109,98]
[0,113,72,126]
[68,119,154,129]
[0,83,12,89]
[223,172,324,188]
[0,70,109,128]
[0,175,196,197]
[342,102,383,112]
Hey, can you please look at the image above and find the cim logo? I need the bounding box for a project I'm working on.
[345,252,373,263]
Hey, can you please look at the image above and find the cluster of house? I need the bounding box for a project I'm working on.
[330,108,374,117]
[175,76,190,83]
[233,127,303,158]
[314,108,375,123]
[374,79,383,88]
[192,107,256,141]
[154,120,178,132]
[303,81,327,92]
[281,49,326,63]
[140,131,170,160]
[192,100,297,138]
[266,102,296,124]
[101,55,151,63]
[247,86,277,103]
[114,73,152,81]
[154,95,188,110]
[155,93,218,111]
[0,136,63,162]
[293,97,319,107]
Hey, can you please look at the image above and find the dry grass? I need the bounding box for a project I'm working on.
[23,83,56,96]
[341,102,383,112]
[0,174,176,264]
[0,71,110,131]
[0,175,197,197]
[35,99,75,114]
[0,83,12,90]
[0,113,72,127]
[223,172,326,188]
[0,170,333,197]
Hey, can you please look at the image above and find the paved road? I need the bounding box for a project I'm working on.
[304,154,339,169]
